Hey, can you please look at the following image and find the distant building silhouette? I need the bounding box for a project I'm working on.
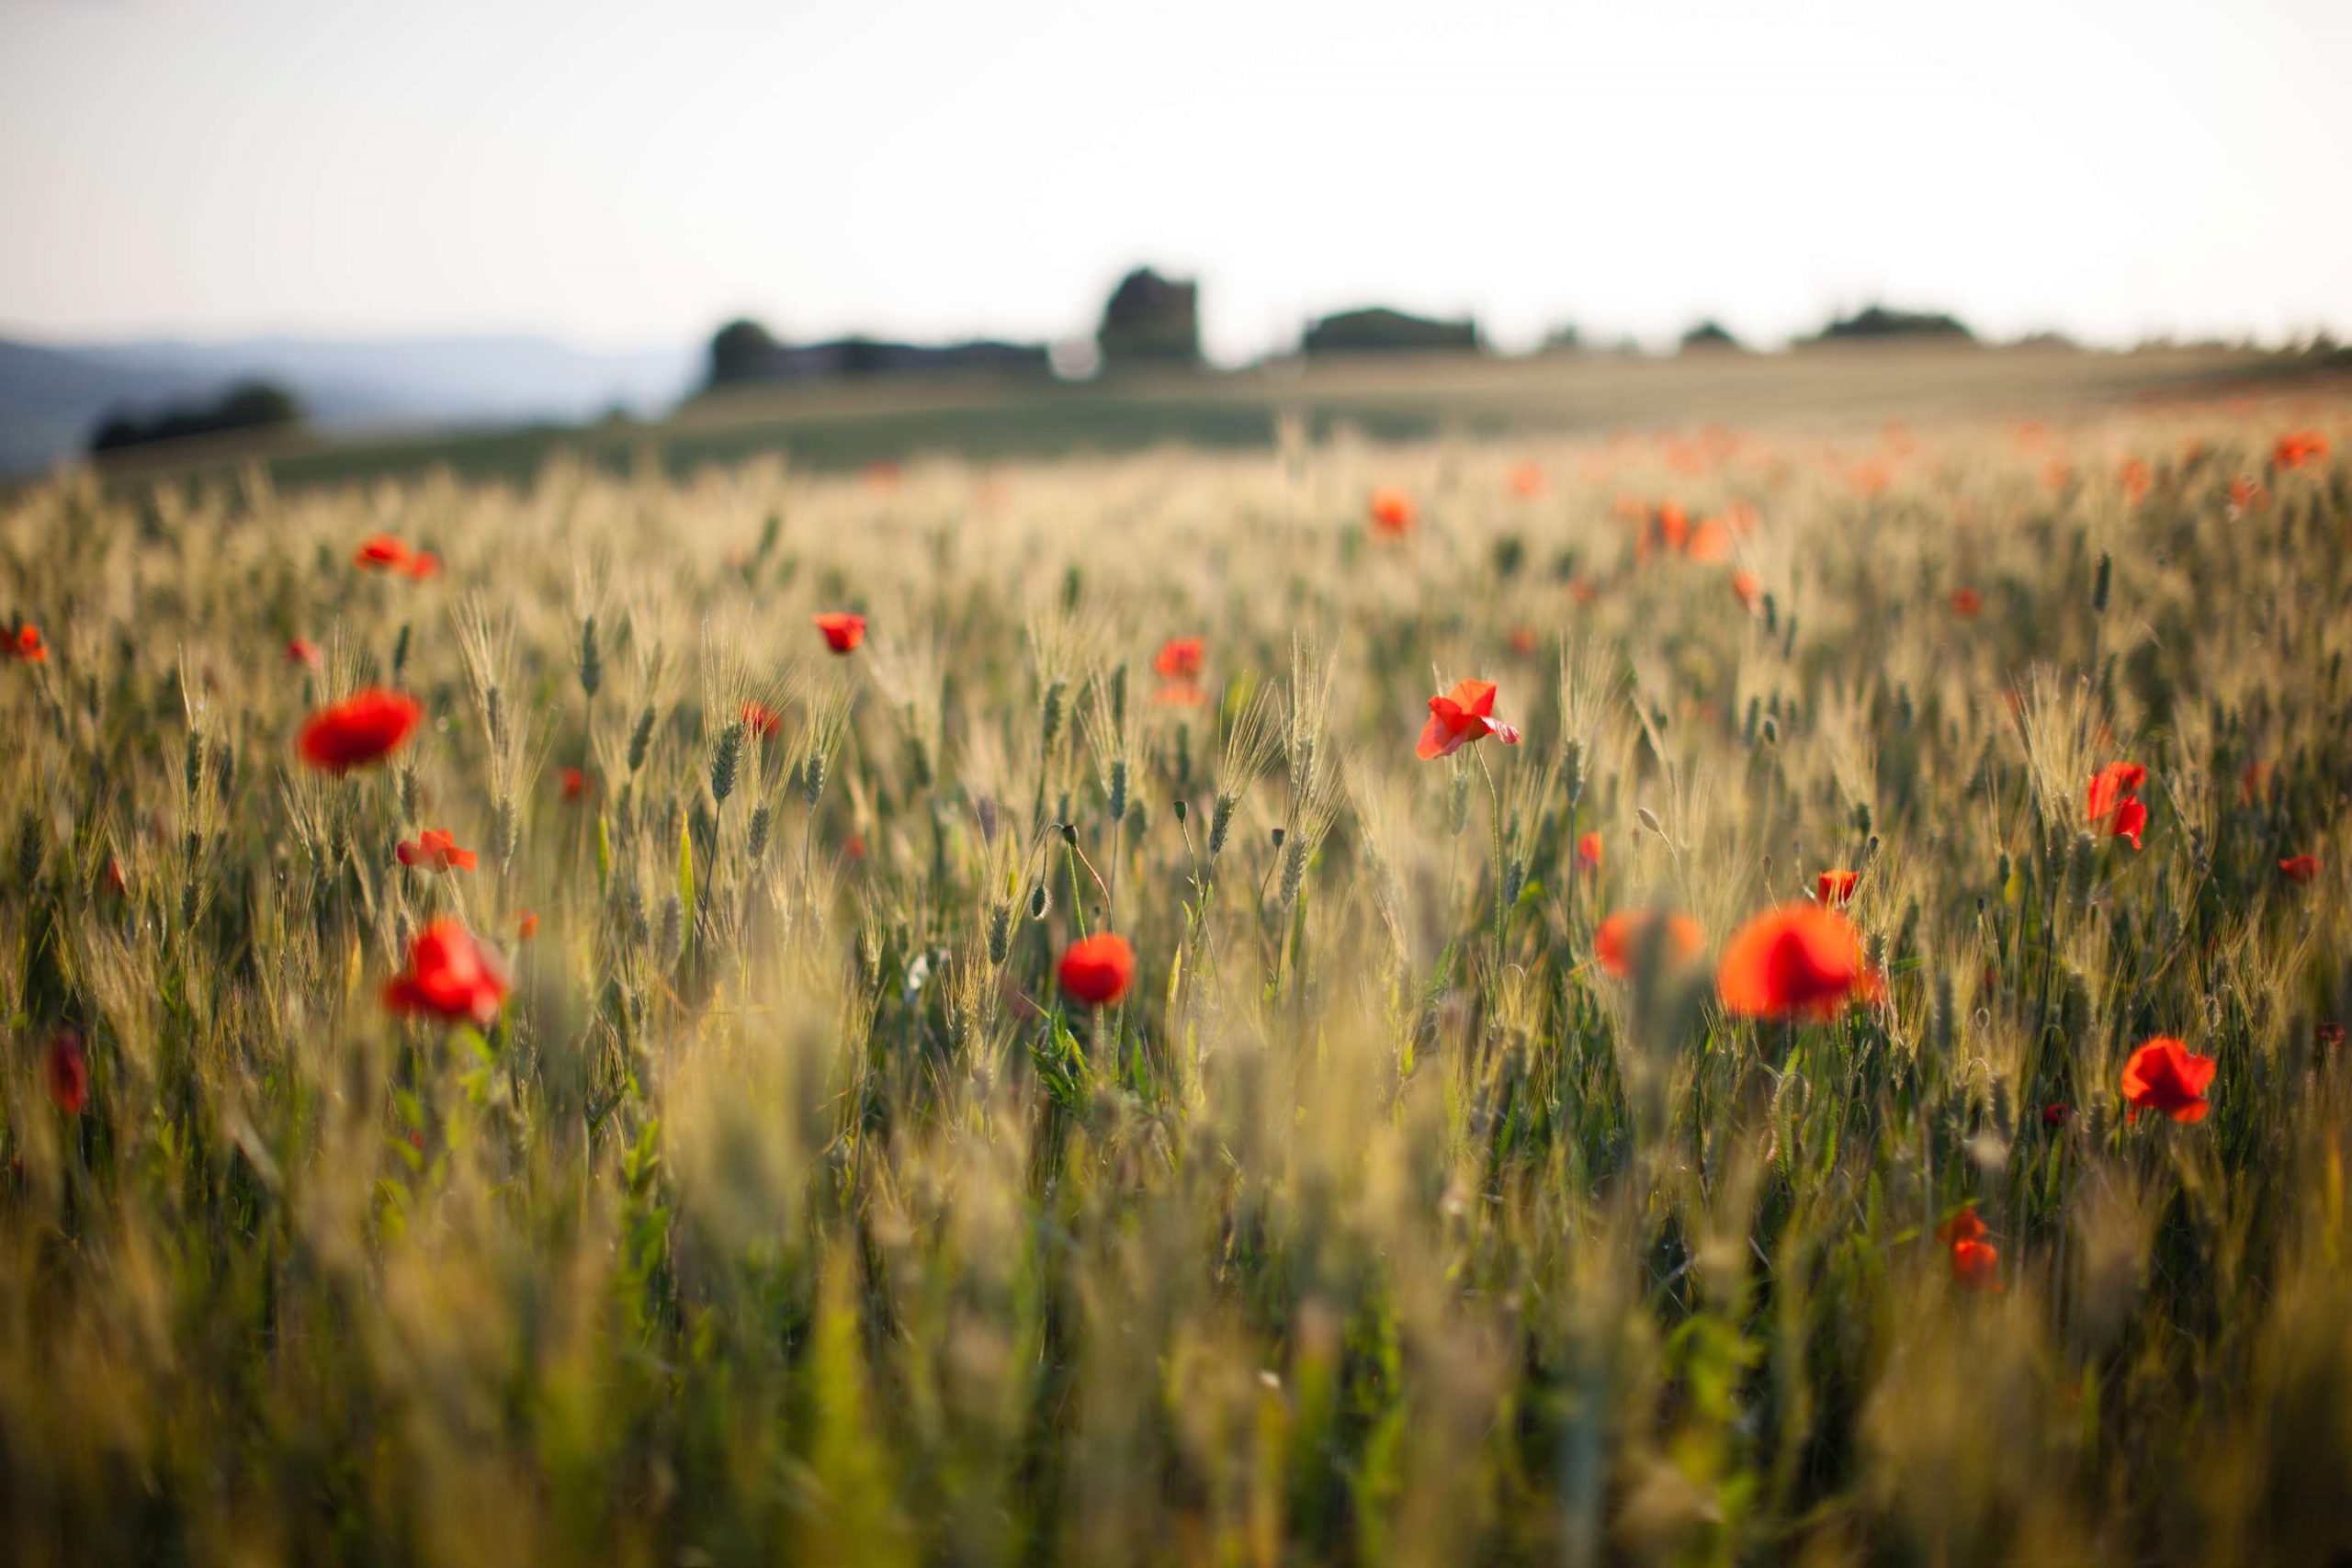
[1097,267,1202,367]
[1300,307,1479,356]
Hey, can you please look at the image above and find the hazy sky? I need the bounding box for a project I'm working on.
[4,0,2347,363]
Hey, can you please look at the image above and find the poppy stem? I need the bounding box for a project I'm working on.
[1476,749,1508,991]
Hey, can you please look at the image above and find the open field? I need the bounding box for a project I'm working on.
[3,376,2351,1562]
[53,340,2346,494]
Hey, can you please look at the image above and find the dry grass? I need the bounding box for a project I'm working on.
[2,389,2349,1563]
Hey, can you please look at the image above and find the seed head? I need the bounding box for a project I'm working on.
[579,616,603,699]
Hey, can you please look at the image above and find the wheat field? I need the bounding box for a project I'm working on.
[2,395,2349,1563]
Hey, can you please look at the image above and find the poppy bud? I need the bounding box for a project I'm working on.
[1171,796,1188,824]
[1028,883,1052,920]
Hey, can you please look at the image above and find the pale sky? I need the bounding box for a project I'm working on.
[4,0,2347,364]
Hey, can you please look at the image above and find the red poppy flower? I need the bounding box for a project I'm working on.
[355,535,411,570]
[2042,459,2073,492]
[1654,502,1691,553]
[2229,475,2268,513]
[1153,681,1207,708]
[404,550,443,581]
[1935,1206,1986,1247]
[1154,637,1205,681]
[1368,488,1417,537]
[2120,1035,2215,1123]
[1058,931,1135,1007]
[297,688,423,773]
[742,702,783,739]
[1507,627,1539,658]
[2119,458,2151,504]
[395,828,477,873]
[814,613,866,654]
[10,623,49,663]
[2272,431,2329,469]
[45,1031,88,1115]
[1730,570,1762,611]
[1507,462,1548,500]
[1593,908,1704,978]
[1950,1238,2001,1290]
[2042,1102,2072,1127]
[844,833,867,862]
[285,637,323,670]
[1816,869,1859,906]
[2086,761,2144,821]
[2279,854,2320,884]
[1416,680,1522,761]
[516,909,539,942]
[2321,1022,2346,1051]
[2086,761,2148,849]
[560,767,589,800]
[1950,587,1983,617]
[1577,831,1603,870]
[1716,903,1879,1020]
[383,919,508,1028]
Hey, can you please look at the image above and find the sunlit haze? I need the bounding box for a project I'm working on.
[4,0,2347,362]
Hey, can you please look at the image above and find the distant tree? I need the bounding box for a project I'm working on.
[89,380,302,455]
[1300,307,1480,356]
[1808,304,1976,344]
[834,335,890,378]
[1538,323,1584,354]
[1679,319,1742,352]
[1097,267,1202,368]
[707,319,786,388]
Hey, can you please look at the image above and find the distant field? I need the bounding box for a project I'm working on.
[57,341,2345,493]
